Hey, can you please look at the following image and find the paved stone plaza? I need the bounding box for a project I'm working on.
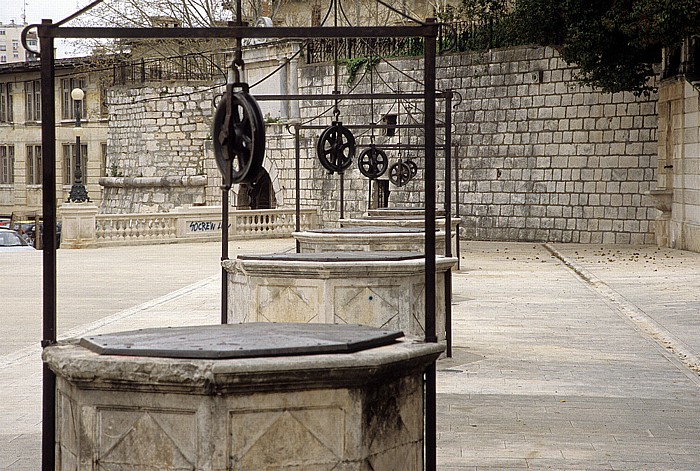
[1,239,699,469]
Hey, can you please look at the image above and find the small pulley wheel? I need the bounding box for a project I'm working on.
[212,90,265,185]
[358,146,388,179]
[316,123,356,174]
[388,161,412,187]
[405,159,418,178]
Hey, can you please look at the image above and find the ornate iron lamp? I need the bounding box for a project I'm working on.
[67,87,89,203]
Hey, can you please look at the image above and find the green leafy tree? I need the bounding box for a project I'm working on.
[511,0,700,94]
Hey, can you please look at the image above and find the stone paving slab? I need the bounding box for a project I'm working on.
[0,239,294,471]
[439,241,700,470]
[2,239,700,469]
[547,243,700,371]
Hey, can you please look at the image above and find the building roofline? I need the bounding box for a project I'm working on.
[0,55,126,75]
[0,56,96,73]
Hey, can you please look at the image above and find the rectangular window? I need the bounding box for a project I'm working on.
[383,114,398,137]
[0,45,6,51]
[26,145,41,185]
[25,80,41,121]
[61,78,86,121]
[0,56,6,63]
[63,142,88,185]
[0,82,12,122]
[0,145,14,184]
[100,86,108,118]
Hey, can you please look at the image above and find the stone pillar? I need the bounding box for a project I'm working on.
[278,58,289,120]
[60,202,99,249]
[289,48,300,120]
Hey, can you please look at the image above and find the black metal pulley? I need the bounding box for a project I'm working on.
[316,122,356,174]
[212,88,265,185]
[405,159,418,179]
[358,146,388,179]
[388,160,412,187]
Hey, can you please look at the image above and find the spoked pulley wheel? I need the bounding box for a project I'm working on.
[316,122,356,174]
[212,90,265,185]
[388,160,412,187]
[358,146,388,179]
[405,159,418,179]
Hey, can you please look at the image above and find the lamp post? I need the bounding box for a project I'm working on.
[67,87,89,203]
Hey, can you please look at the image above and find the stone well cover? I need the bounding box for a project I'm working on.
[79,322,404,359]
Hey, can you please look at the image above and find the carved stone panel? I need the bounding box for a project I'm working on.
[229,406,344,469]
[333,285,400,330]
[97,408,196,470]
[56,390,80,471]
[256,283,321,323]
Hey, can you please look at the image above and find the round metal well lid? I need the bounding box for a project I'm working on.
[79,323,404,359]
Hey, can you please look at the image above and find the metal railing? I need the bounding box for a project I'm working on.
[305,18,517,64]
[112,52,229,85]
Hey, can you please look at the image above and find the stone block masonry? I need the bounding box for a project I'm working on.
[104,83,216,213]
[446,47,657,243]
[102,45,659,244]
[294,46,659,243]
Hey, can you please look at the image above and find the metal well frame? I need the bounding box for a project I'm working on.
[35,17,449,471]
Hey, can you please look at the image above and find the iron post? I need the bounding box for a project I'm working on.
[295,125,301,253]
[39,19,57,471]
[444,90,452,358]
[221,157,232,325]
[423,17,438,471]
[454,144,461,270]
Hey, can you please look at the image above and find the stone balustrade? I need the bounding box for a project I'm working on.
[94,212,179,246]
[62,206,319,248]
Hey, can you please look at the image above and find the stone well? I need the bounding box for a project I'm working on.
[44,323,443,471]
[292,226,447,253]
[366,207,445,218]
[222,252,457,342]
[339,216,459,256]
[340,215,458,230]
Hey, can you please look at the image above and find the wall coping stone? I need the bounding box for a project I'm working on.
[99,175,207,188]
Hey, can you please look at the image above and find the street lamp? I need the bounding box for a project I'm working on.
[67,87,89,203]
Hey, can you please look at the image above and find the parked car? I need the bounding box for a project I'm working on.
[11,221,35,244]
[9,220,61,249]
[0,228,36,252]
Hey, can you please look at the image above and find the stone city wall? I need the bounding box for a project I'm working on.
[104,45,660,243]
[295,45,659,243]
[104,84,216,213]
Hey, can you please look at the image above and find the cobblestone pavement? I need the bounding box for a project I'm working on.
[2,240,699,470]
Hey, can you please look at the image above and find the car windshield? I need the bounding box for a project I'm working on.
[0,232,27,247]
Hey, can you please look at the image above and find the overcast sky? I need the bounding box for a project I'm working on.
[0,0,97,57]
[0,0,90,25]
